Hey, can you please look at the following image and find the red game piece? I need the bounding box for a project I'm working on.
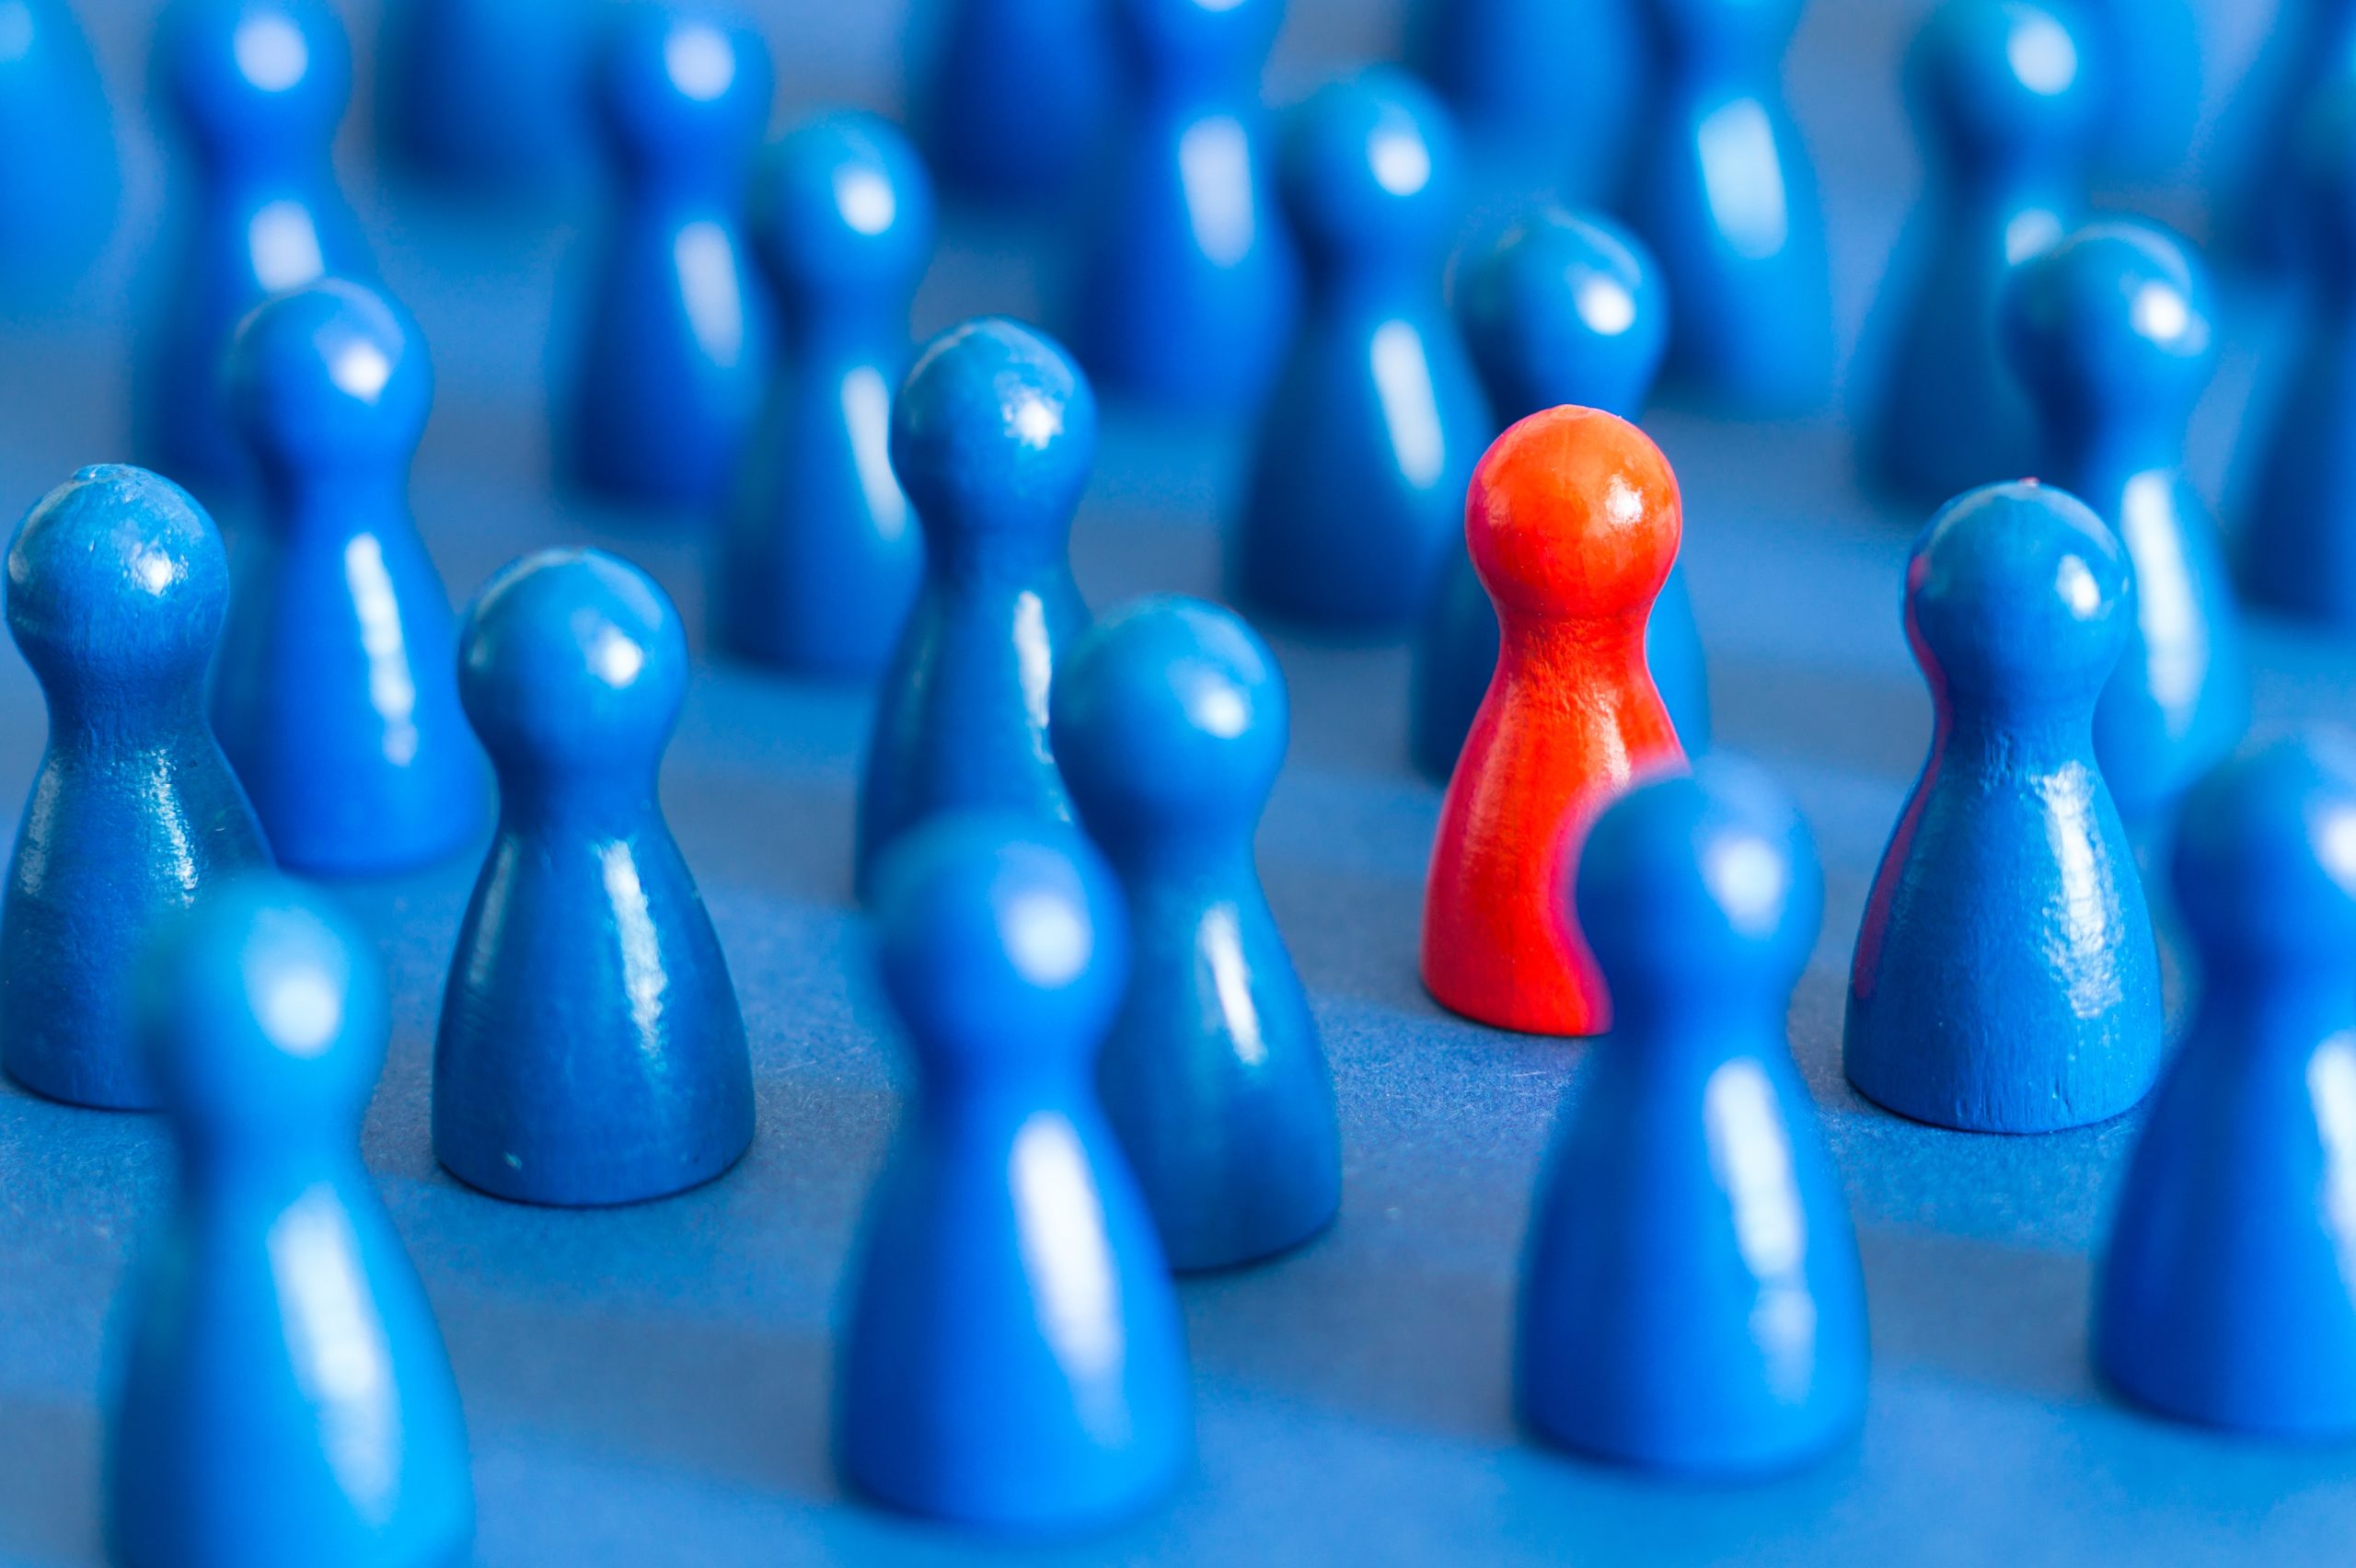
[1420,406,1688,1035]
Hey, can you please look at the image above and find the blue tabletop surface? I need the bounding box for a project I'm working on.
[4,0,2354,1563]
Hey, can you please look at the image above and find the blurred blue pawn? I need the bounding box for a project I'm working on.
[1864,0,2092,504]
[1410,0,1645,202]
[437,549,754,1206]
[1051,595,1341,1272]
[0,0,116,294]
[1077,0,1298,412]
[2208,0,2356,270]
[1232,70,1490,631]
[2002,221,2247,824]
[1845,481,2161,1133]
[1520,758,1865,1473]
[143,0,373,503]
[382,0,591,195]
[1410,207,1707,783]
[107,873,473,1566]
[2068,0,2198,182]
[1,467,269,1111]
[214,278,484,875]
[838,815,1191,1530]
[918,0,1116,204]
[716,112,934,676]
[571,4,775,513]
[855,318,1096,896]
[1623,0,1832,414]
[2096,731,2356,1436]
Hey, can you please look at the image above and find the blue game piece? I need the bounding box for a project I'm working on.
[855,317,1097,896]
[715,111,934,677]
[1520,756,1866,1474]
[1864,0,2092,503]
[1232,69,1491,631]
[213,277,485,875]
[1844,480,2162,1133]
[1410,206,1709,783]
[1623,0,1832,413]
[918,0,1116,204]
[2068,0,2198,181]
[436,548,754,1206]
[1,466,270,1111]
[1050,594,1341,1272]
[838,813,1191,1530]
[381,0,592,195]
[2208,0,2356,270]
[2002,219,2248,823]
[570,3,775,513]
[0,0,116,294]
[2095,730,2356,1436]
[1410,0,1646,202]
[143,0,374,504]
[107,872,473,1565]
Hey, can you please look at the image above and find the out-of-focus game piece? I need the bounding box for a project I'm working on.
[1410,0,1644,201]
[436,548,754,1206]
[107,873,473,1568]
[2071,0,2199,180]
[2095,731,2356,1436]
[212,277,484,875]
[570,3,774,513]
[380,0,591,195]
[1233,68,1489,630]
[2208,0,2356,269]
[0,466,268,1112]
[0,0,115,294]
[1421,407,1687,1037]
[1519,758,1866,1474]
[1845,480,2161,1133]
[1051,594,1341,1272]
[838,815,1191,1532]
[1411,205,1707,784]
[2003,219,2247,823]
[854,317,1095,897]
[716,110,933,676]
[918,0,1115,203]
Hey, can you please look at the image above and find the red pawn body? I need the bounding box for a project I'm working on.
[1420,407,1687,1035]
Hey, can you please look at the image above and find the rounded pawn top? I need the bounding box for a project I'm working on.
[1111,0,1285,78]
[1908,0,2093,161]
[1456,206,1668,424]
[1466,405,1680,623]
[1279,67,1458,262]
[2293,75,2356,272]
[889,317,1098,546]
[595,3,773,164]
[2002,219,2216,421]
[750,111,935,303]
[6,465,230,688]
[2173,730,2356,963]
[158,0,352,154]
[227,276,432,472]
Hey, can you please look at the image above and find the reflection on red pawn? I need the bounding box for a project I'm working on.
[1420,406,1689,1035]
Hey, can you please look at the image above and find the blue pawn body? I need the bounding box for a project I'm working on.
[2096,732,2356,1436]
[437,549,754,1206]
[2003,221,2247,823]
[1,467,270,1111]
[1623,0,1832,414]
[1845,481,2162,1133]
[1411,0,1645,202]
[1520,758,1866,1474]
[855,318,1097,896]
[143,0,374,503]
[572,6,775,513]
[1865,0,2092,503]
[1051,596,1342,1272]
[1233,70,1491,631]
[1410,207,1708,784]
[107,874,473,1567]
[213,279,484,875]
[2069,0,2198,181]
[382,0,591,193]
[716,112,933,676]
[2209,0,2356,269]
[918,0,1116,203]
[839,816,1192,1530]
[1078,0,1298,412]
[0,0,116,293]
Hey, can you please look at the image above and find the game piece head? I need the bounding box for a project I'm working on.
[749,111,935,305]
[2172,730,2356,966]
[157,0,351,159]
[2002,220,2217,426]
[5,465,230,694]
[1903,479,2130,712]
[1640,0,1805,60]
[1050,594,1288,841]
[889,317,1099,553]
[595,3,773,168]
[1464,406,1681,627]
[869,814,1130,1079]
[457,548,687,781]
[1278,68,1459,266]
[227,276,433,475]
[1455,206,1669,423]
[1110,0,1285,80]
[1907,0,2094,167]
[2293,74,2356,272]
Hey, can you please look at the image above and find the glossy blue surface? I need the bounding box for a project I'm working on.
[1052,595,1341,1273]
[839,816,1191,1531]
[0,466,268,1112]
[380,0,592,195]
[854,317,1096,896]
[1521,758,1866,1474]
[1845,480,2162,1133]
[2003,220,2249,822]
[1232,69,1490,631]
[0,0,115,295]
[715,111,933,676]
[914,0,1116,203]
[436,548,753,1206]
[107,873,472,1567]
[2207,0,2356,269]
[2095,731,2356,1436]
[569,3,775,513]
[1410,0,1646,202]
[213,277,484,875]
[2070,0,2200,181]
